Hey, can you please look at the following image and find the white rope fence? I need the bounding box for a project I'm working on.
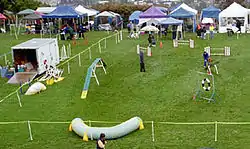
[1,120,250,142]
[0,31,123,107]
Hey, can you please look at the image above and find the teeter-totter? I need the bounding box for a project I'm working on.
[204,46,230,56]
[173,39,195,48]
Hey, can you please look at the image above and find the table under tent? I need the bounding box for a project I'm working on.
[94,11,123,31]
[168,3,198,33]
[16,9,36,34]
[168,7,196,33]
[43,6,85,39]
[218,2,250,33]
[8,38,60,84]
[159,17,184,39]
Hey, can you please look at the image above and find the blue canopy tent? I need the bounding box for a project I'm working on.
[168,7,196,32]
[160,17,183,25]
[129,11,142,24]
[168,3,182,12]
[201,6,221,20]
[43,6,84,18]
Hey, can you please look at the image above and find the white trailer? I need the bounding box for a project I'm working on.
[8,38,59,84]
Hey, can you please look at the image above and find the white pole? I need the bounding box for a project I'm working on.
[151,121,155,142]
[14,26,18,40]
[88,120,93,140]
[3,20,6,32]
[16,91,22,107]
[27,120,33,141]
[120,30,123,41]
[67,44,71,58]
[118,32,120,43]
[104,38,107,49]
[4,54,7,65]
[67,62,70,74]
[78,54,81,67]
[98,42,101,53]
[40,30,43,39]
[89,48,92,60]
[215,121,218,141]
[115,34,118,44]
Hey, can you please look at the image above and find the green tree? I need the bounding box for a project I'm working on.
[0,0,48,13]
[215,0,246,9]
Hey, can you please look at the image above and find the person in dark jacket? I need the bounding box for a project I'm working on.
[236,20,241,34]
[148,34,152,47]
[96,133,107,149]
[203,51,210,68]
[139,50,145,72]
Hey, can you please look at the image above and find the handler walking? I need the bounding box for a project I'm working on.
[203,50,210,68]
[140,50,146,72]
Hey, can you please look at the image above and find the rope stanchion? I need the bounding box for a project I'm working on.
[27,121,33,141]
[151,121,155,142]
[16,91,22,107]
[4,54,7,65]
[67,62,70,74]
[215,121,218,142]
[98,42,101,53]
[78,54,81,67]
[104,38,107,49]
[89,48,92,60]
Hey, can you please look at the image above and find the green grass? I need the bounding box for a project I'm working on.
[1,31,250,149]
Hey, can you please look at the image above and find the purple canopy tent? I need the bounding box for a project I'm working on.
[139,6,166,18]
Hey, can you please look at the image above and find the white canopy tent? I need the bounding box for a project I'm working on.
[36,7,56,14]
[95,11,116,18]
[75,5,98,16]
[138,18,160,26]
[219,2,250,33]
[171,3,198,15]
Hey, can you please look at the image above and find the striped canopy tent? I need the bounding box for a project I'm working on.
[0,13,7,32]
[0,13,7,20]
[17,9,35,15]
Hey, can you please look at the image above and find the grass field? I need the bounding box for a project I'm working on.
[1,31,250,149]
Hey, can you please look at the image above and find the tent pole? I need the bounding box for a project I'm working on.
[3,19,6,32]
[88,16,90,31]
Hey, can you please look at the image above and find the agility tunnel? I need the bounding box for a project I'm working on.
[69,117,144,141]
[81,58,106,99]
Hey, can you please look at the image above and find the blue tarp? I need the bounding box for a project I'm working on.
[43,6,83,18]
[168,7,195,18]
[129,11,142,24]
[201,6,221,19]
[160,17,183,25]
